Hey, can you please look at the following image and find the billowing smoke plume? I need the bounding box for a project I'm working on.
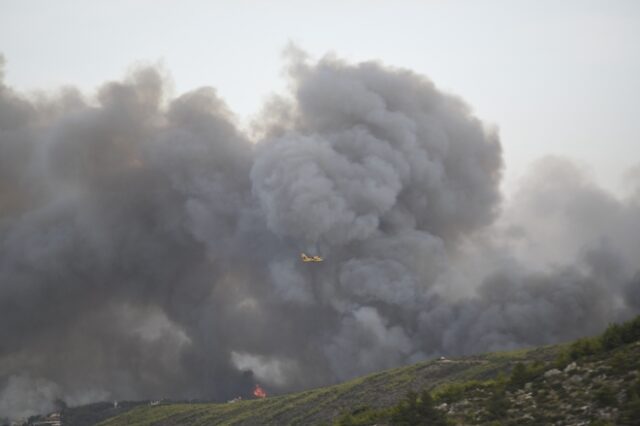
[0,51,638,419]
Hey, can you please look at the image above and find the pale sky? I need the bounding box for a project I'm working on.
[1,0,639,195]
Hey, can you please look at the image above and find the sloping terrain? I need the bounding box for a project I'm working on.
[92,347,556,425]
[66,316,640,425]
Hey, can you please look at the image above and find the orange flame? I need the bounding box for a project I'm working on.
[253,384,267,398]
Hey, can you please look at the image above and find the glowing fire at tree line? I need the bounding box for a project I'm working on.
[253,384,267,398]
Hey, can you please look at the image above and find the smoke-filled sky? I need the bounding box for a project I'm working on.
[2,0,640,195]
[1,0,640,420]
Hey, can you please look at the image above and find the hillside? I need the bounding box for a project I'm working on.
[62,316,640,425]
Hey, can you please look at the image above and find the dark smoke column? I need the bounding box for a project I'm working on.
[249,50,503,381]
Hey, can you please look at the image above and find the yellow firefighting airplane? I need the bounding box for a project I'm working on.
[300,253,324,262]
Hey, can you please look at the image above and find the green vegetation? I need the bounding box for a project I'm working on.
[433,380,487,404]
[507,361,545,388]
[556,315,640,367]
[334,390,450,426]
[390,390,448,426]
[94,315,640,426]
[620,378,640,424]
[594,385,617,407]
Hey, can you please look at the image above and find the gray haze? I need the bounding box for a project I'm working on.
[0,52,638,419]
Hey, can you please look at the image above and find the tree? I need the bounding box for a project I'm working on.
[509,363,528,388]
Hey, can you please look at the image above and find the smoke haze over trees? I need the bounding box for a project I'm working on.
[0,50,638,419]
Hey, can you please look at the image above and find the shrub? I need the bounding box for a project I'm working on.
[434,381,487,404]
[594,385,617,407]
[568,337,602,359]
[554,314,640,366]
[601,323,624,351]
[598,315,640,353]
[485,388,510,420]
[609,350,630,374]
[334,405,389,426]
[495,371,508,386]
[434,383,465,404]
[603,316,640,349]
[508,361,544,389]
[509,363,527,388]
[620,392,640,424]
[390,390,448,426]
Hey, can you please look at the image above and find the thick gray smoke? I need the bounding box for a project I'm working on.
[0,51,638,419]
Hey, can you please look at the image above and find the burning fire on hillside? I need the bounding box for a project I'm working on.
[253,384,267,399]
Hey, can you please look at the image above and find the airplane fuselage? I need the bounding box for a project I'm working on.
[300,253,323,262]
